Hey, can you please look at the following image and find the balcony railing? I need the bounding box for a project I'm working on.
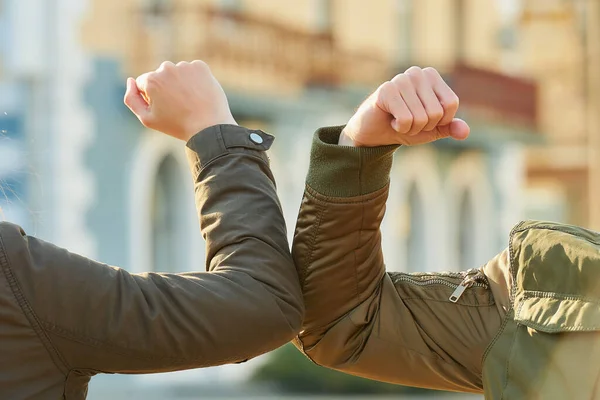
[129,6,537,129]
[129,6,389,94]
[447,64,538,129]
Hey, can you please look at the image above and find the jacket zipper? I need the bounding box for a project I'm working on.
[395,268,488,303]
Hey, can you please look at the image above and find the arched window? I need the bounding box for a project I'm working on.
[406,183,426,272]
[457,189,477,269]
[151,155,187,272]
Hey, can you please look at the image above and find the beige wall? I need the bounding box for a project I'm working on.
[330,0,398,64]
[462,0,500,70]
[236,0,316,31]
[411,0,456,70]
[518,0,592,226]
[81,0,505,92]
[518,3,586,143]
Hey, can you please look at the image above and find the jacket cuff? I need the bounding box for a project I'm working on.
[306,126,400,198]
[185,124,273,175]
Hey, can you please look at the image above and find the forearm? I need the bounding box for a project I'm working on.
[10,125,303,373]
[186,124,305,351]
[293,126,398,339]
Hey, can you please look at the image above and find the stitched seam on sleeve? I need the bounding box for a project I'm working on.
[40,320,243,367]
[301,199,326,289]
[294,192,327,363]
[40,320,191,363]
[355,152,363,303]
[355,193,363,304]
[0,233,70,374]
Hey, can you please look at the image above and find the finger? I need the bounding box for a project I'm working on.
[124,77,149,115]
[402,90,428,135]
[124,77,154,126]
[135,72,155,103]
[422,118,470,142]
[376,83,413,134]
[416,85,444,131]
[393,75,428,135]
[447,118,470,140]
[157,60,175,72]
[424,67,460,126]
[408,68,444,131]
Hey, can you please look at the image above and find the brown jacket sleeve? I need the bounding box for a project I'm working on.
[292,126,502,393]
[0,125,303,389]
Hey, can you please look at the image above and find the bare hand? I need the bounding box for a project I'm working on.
[124,60,237,142]
[339,66,469,147]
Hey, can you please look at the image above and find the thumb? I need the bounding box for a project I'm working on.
[436,118,470,141]
[124,78,153,124]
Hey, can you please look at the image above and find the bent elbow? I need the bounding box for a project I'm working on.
[296,328,358,370]
[271,292,305,344]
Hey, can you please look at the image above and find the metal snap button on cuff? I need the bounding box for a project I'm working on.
[249,132,264,144]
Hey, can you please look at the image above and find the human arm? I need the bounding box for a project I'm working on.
[0,61,304,375]
[292,67,502,393]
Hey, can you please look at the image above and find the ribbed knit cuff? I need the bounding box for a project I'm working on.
[306,126,400,197]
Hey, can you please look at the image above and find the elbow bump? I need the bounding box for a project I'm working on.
[298,331,360,370]
[277,301,305,342]
[289,295,305,333]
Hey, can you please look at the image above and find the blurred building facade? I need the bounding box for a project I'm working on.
[77,0,535,276]
[6,0,596,397]
[516,0,600,230]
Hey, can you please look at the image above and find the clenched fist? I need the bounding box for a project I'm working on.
[339,66,470,147]
[124,60,237,141]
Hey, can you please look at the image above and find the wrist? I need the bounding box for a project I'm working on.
[183,115,238,142]
[338,129,357,147]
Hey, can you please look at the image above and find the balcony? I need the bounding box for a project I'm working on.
[128,5,389,96]
[447,64,538,129]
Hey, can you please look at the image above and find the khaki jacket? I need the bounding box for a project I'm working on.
[292,126,600,399]
[0,125,304,399]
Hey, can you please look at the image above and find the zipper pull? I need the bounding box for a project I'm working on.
[449,281,470,303]
[449,269,479,303]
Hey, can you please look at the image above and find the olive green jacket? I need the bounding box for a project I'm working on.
[0,125,304,399]
[292,126,600,399]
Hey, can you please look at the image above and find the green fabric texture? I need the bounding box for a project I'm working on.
[510,220,600,332]
[483,220,600,399]
[306,126,400,198]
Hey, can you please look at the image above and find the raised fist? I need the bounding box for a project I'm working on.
[124,60,237,142]
[339,66,470,147]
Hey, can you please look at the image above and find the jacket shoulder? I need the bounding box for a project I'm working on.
[0,222,28,255]
[508,219,600,299]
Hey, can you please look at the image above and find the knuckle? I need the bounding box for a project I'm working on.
[376,81,394,101]
[391,73,412,89]
[405,66,424,81]
[191,60,209,70]
[405,65,422,75]
[412,112,428,128]
[445,94,460,110]
[429,106,444,121]
[158,61,175,71]
[397,115,413,133]
[390,73,404,83]
[145,73,159,88]
[423,67,440,77]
